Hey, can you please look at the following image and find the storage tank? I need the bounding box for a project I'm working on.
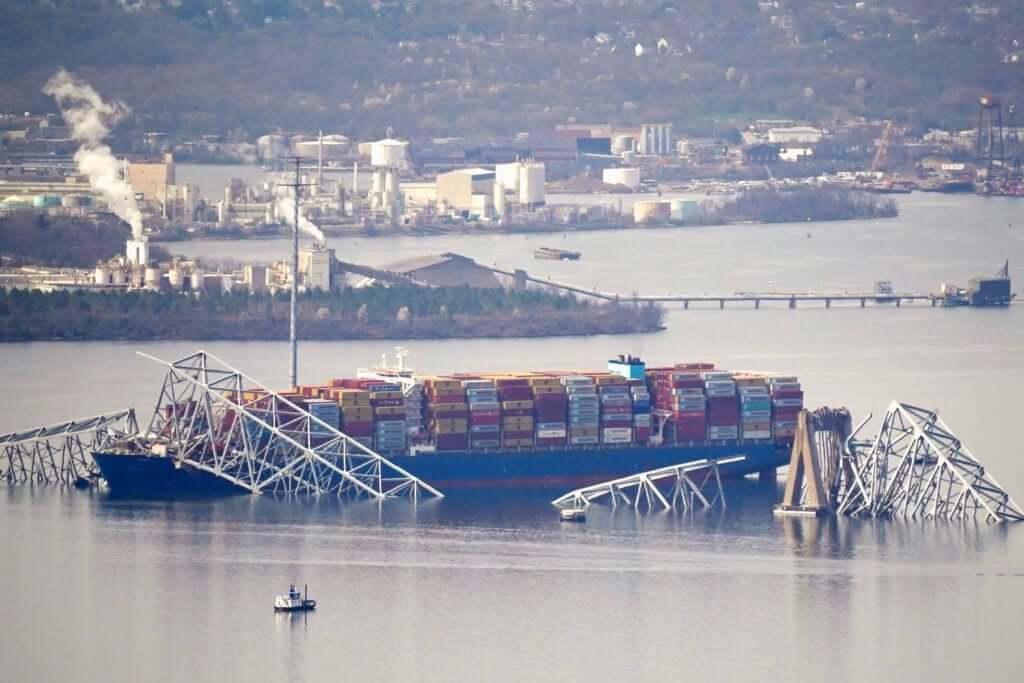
[602,167,641,190]
[493,181,507,217]
[189,269,204,291]
[94,266,110,286]
[633,200,671,224]
[495,162,521,192]
[257,134,289,160]
[670,199,701,221]
[370,139,408,167]
[518,161,545,206]
[144,267,161,290]
[167,267,185,290]
[612,135,636,155]
[110,268,126,286]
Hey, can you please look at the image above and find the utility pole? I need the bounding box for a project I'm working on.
[280,156,312,389]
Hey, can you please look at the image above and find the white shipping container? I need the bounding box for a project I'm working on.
[537,428,568,439]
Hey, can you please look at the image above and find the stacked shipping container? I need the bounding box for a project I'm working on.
[530,376,568,447]
[736,375,772,441]
[703,371,739,441]
[464,379,501,449]
[563,376,599,445]
[424,377,469,450]
[597,375,633,445]
[497,377,534,448]
[770,376,803,441]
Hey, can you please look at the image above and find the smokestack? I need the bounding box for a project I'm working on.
[43,69,143,239]
[317,130,324,191]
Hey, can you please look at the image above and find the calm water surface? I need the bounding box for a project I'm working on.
[2,193,1024,682]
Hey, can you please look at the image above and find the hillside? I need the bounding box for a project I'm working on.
[2,1,1022,139]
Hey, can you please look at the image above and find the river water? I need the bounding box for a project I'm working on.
[3,193,1024,681]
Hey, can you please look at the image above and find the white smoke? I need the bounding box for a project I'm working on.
[277,194,326,243]
[42,69,143,239]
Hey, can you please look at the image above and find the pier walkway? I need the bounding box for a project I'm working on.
[487,265,938,308]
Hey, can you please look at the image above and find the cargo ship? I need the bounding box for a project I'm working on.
[93,354,803,495]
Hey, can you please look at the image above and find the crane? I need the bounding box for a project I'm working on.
[871,120,894,173]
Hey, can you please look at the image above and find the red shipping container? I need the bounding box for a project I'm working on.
[469,414,501,425]
[634,426,651,442]
[429,409,468,419]
[601,405,633,415]
[429,394,466,404]
[502,408,532,417]
[342,420,374,436]
[675,363,715,370]
[436,433,468,450]
[469,408,501,419]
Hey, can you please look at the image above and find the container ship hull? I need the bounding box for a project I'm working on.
[92,442,786,497]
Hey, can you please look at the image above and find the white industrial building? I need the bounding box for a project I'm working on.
[300,245,335,290]
[767,126,824,144]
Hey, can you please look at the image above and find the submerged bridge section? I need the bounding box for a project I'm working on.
[552,455,746,511]
[131,351,442,500]
[777,404,1024,523]
[0,410,138,485]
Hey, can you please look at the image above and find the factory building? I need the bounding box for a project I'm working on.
[640,124,673,155]
[767,127,824,145]
[383,253,503,288]
[300,245,335,290]
[127,153,175,203]
[436,168,495,212]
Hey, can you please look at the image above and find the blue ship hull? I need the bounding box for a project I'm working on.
[92,443,788,497]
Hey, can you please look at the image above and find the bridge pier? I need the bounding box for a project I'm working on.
[825,298,831,308]
[755,299,760,309]
[684,300,689,310]
[896,298,901,307]
[789,297,796,309]
[719,299,725,309]
[860,298,866,308]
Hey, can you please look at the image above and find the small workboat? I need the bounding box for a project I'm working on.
[274,584,316,612]
[559,508,587,522]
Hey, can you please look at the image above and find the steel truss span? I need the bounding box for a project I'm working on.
[551,456,746,511]
[838,402,1024,523]
[1,410,138,485]
[134,350,443,501]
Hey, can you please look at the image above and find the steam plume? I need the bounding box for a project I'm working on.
[42,69,143,238]
[277,194,326,243]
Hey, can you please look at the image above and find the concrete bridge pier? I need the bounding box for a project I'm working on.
[789,297,796,309]
[860,298,866,307]
[719,299,725,309]
[825,298,831,308]
[754,299,760,309]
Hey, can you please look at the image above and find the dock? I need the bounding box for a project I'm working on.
[487,265,940,308]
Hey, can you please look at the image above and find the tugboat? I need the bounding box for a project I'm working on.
[559,508,587,522]
[274,584,316,612]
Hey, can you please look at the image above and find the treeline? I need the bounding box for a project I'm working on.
[2,1,1021,139]
[0,285,666,342]
[706,187,897,224]
[0,212,171,267]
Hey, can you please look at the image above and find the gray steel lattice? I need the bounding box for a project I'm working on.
[1,409,138,485]
[838,402,1024,523]
[135,350,442,500]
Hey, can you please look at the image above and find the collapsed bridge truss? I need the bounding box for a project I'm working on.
[0,410,138,485]
[129,351,443,500]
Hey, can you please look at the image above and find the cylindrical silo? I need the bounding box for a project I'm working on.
[167,267,184,290]
[518,161,545,206]
[144,267,161,290]
[110,268,126,286]
[189,269,204,291]
[94,266,110,286]
[493,181,507,217]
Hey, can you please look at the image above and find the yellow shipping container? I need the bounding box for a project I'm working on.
[433,418,469,433]
[374,406,406,416]
[432,402,469,414]
[501,400,534,410]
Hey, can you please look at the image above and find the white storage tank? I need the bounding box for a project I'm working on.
[94,266,110,286]
[493,181,507,217]
[633,200,671,224]
[612,135,636,155]
[110,268,126,286]
[257,134,289,160]
[495,162,522,192]
[168,267,185,290]
[602,167,641,190]
[189,269,204,291]
[670,199,701,221]
[518,161,545,206]
[370,139,408,167]
[144,267,162,290]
